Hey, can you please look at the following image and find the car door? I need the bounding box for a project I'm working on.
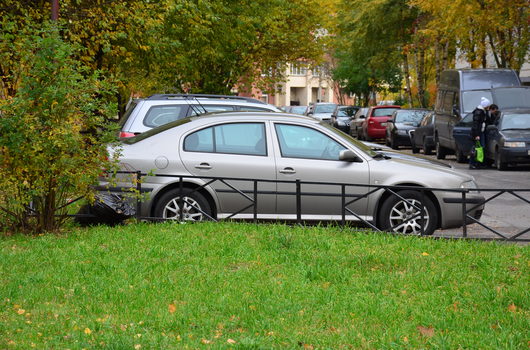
[272,122,370,220]
[452,113,473,155]
[179,122,277,216]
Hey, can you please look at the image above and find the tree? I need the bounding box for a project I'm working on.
[0,25,117,233]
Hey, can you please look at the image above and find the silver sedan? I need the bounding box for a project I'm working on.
[105,112,484,235]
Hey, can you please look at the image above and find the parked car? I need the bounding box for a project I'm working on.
[306,102,338,123]
[118,94,281,138]
[453,109,530,169]
[433,69,521,159]
[410,111,436,155]
[360,105,401,141]
[349,107,369,138]
[100,111,484,235]
[385,109,429,149]
[452,86,530,165]
[330,105,360,133]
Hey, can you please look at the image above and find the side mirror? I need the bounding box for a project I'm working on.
[339,150,363,162]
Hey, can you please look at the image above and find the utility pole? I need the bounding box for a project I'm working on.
[51,0,59,21]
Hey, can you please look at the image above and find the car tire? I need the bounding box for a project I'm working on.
[154,188,212,221]
[455,146,467,163]
[411,138,419,153]
[423,138,433,155]
[435,138,446,160]
[378,190,437,235]
[494,151,507,171]
[390,137,398,150]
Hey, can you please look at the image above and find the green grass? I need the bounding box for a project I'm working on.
[1,222,528,349]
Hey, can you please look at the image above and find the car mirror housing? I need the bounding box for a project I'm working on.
[339,150,363,162]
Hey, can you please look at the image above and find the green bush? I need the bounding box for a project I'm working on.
[0,24,118,234]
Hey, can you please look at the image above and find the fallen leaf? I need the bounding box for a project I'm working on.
[17,309,25,315]
[201,339,212,344]
[421,252,429,256]
[84,328,92,335]
[507,304,517,312]
[417,325,434,337]
[134,345,141,350]
[227,339,236,344]
[452,302,459,311]
[168,303,177,314]
[403,336,409,343]
[249,305,256,310]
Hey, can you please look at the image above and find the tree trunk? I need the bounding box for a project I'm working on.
[403,53,413,106]
[414,48,426,108]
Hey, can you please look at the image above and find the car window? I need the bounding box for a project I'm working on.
[144,105,189,127]
[314,104,337,113]
[184,123,266,156]
[189,105,235,116]
[462,90,492,113]
[457,113,474,126]
[274,124,346,160]
[237,106,274,112]
[395,111,428,125]
[290,106,307,114]
[373,108,399,117]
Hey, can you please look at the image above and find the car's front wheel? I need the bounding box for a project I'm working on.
[494,151,507,171]
[154,188,212,221]
[378,190,437,235]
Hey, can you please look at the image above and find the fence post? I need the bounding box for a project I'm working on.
[462,190,467,238]
[253,180,258,224]
[341,184,346,227]
[136,171,142,221]
[296,179,301,225]
[179,176,184,222]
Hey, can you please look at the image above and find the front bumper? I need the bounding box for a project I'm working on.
[440,192,485,229]
[499,147,530,165]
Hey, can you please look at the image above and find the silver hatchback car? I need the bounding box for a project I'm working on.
[105,112,484,235]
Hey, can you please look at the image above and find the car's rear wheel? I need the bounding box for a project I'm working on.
[378,190,437,235]
[494,150,507,171]
[435,138,446,159]
[455,146,467,163]
[423,138,433,155]
[411,138,419,153]
[154,188,212,221]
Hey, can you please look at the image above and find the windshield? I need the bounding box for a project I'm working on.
[123,118,192,144]
[337,106,358,117]
[314,104,337,113]
[500,113,530,130]
[395,110,428,125]
[373,108,399,117]
[462,90,493,113]
[492,88,530,109]
[290,106,307,114]
[320,121,377,157]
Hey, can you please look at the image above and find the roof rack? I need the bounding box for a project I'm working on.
[147,94,266,104]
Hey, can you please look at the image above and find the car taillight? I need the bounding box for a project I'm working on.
[119,131,136,138]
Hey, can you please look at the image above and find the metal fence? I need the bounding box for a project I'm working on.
[88,171,529,242]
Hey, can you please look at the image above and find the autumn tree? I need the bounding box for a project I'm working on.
[0,25,118,233]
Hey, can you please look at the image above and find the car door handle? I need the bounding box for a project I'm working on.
[279,167,296,174]
[195,163,212,170]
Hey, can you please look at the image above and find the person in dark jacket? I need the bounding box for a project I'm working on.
[469,97,491,169]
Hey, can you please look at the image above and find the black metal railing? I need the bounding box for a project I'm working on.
[88,171,529,242]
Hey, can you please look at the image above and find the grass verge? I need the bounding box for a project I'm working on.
[1,222,528,349]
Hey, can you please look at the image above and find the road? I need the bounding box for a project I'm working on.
[398,149,530,240]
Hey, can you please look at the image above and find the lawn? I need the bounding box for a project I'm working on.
[1,222,528,349]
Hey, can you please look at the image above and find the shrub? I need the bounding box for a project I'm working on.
[0,24,118,234]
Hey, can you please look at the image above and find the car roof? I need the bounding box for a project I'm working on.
[146,93,266,104]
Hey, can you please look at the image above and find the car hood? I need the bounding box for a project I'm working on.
[377,150,454,169]
[368,154,474,188]
[500,129,530,140]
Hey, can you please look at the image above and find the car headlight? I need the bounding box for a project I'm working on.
[504,141,525,148]
[460,180,480,193]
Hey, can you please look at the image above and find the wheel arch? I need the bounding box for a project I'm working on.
[373,183,441,229]
[149,181,218,219]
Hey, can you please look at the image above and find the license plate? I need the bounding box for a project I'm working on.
[528,150,530,155]
[380,122,387,126]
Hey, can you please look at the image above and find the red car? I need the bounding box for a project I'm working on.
[360,105,401,140]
